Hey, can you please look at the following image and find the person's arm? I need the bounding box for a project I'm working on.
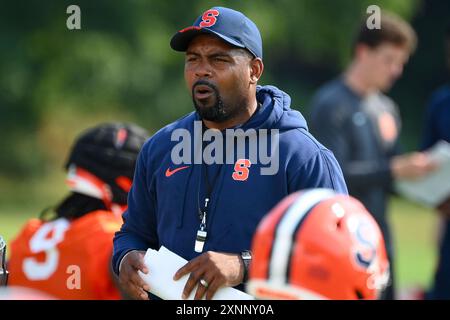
[312,111,436,188]
[288,146,348,195]
[112,143,158,274]
[310,101,394,190]
[109,254,133,300]
[112,142,159,299]
[344,157,393,189]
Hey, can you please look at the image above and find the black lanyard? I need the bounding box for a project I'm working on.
[198,160,223,222]
[194,124,224,253]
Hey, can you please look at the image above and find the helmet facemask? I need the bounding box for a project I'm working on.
[0,236,8,286]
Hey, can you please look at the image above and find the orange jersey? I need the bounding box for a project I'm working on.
[8,210,122,300]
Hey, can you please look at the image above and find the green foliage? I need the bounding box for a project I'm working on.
[0,0,431,180]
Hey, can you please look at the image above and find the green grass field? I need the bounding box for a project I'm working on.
[0,195,440,292]
[389,197,439,290]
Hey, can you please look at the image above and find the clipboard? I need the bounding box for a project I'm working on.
[395,140,450,207]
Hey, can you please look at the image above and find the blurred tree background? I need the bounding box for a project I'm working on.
[0,0,449,290]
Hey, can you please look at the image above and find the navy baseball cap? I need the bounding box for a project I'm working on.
[170,7,263,59]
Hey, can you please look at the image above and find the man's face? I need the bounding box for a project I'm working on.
[361,43,410,92]
[184,34,254,123]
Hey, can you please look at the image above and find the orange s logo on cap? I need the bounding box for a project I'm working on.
[199,9,220,28]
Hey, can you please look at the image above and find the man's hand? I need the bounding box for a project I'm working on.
[118,250,150,300]
[173,251,244,300]
[391,152,438,180]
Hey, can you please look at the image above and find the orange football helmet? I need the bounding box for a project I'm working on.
[247,189,390,300]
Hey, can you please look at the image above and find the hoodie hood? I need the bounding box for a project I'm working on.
[239,85,308,132]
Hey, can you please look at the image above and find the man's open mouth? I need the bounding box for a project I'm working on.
[194,84,215,100]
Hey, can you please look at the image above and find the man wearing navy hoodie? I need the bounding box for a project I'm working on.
[113,6,347,300]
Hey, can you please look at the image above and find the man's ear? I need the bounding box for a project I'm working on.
[249,58,264,84]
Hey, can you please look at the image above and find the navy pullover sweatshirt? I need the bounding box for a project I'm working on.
[113,85,347,275]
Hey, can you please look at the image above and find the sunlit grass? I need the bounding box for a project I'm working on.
[389,196,439,289]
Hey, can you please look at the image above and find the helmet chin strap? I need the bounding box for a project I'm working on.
[66,164,113,210]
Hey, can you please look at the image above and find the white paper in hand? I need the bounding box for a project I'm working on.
[138,246,254,300]
[395,140,450,207]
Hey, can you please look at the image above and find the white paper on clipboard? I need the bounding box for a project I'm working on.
[395,140,450,207]
[138,246,254,300]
